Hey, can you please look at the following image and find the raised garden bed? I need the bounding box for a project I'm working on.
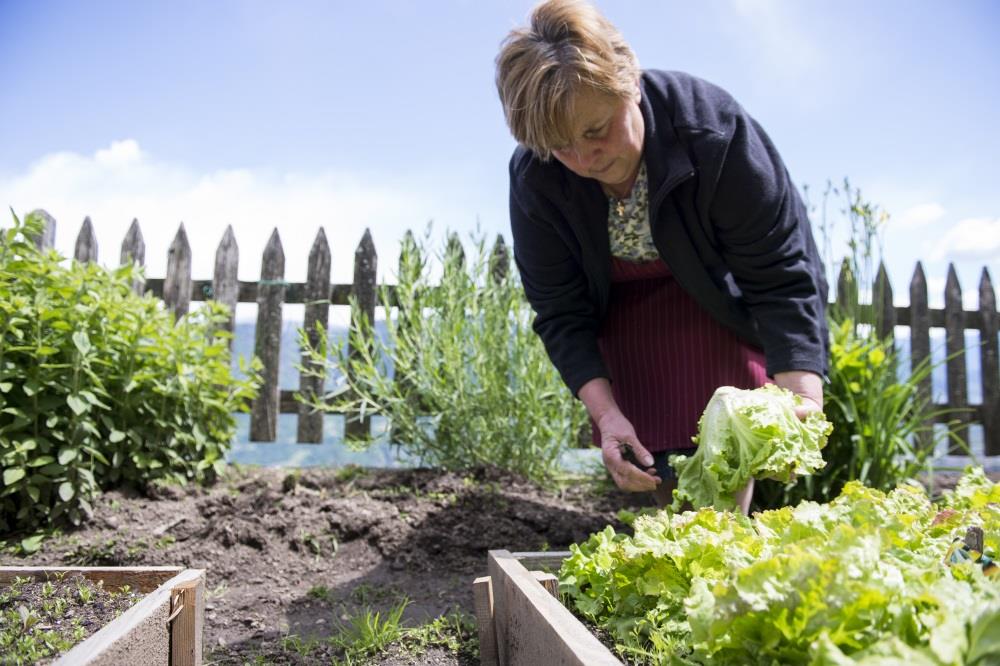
[474,550,620,666]
[0,566,205,665]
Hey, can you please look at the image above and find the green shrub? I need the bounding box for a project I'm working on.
[755,181,963,509]
[299,231,589,483]
[0,212,259,538]
[755,318,957,508]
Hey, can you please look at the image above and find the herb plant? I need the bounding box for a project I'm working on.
[0,211,259,542]
[299,232,588,483]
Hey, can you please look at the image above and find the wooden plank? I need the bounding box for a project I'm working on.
[488,549,620,666]
[446,232,466,268]
[74,216,99,263]
[120,218,146,294]
[875,261,895,342]
[0,566,183,594]
[511,551,571,573]
[532,571,559,598]
[945,264,969,453]
[298,227,332,443]
[169,574,205,666]
[910,262,933,452]
[163,223,192,319]
[250,229,286,442]
[473,576,499,666]
[27,208,56,250]
[490,234,509,284]
[836,258,857,324]
[52,568,204,666]
[980,269,1000,456]
[345,228,377,441]
[212,225,240,337]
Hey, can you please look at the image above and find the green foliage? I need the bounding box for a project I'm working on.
[560,469,1000,665]
[329,599,408,660]
[757,182,963,509]
[299,231,588,483]
[0,573,142,664]
[0,211,259,536]
[757,319,959,508]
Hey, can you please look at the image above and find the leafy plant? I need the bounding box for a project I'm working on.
[0,211,259,539]
[329,598,408,660]
[756,182,964,508]
[671,385,832,511]
[298,231,588,483]
[560,468,1000,665]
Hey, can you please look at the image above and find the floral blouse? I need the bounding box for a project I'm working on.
[607,161,660,262]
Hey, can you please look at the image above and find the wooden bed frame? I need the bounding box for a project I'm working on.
[474,550,622,666]
[0,566,205,665]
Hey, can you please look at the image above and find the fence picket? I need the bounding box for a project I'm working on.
[74,217,98,263]
[490,234,509,284]
[297,228,331,444]
[944,264,969,453]
[120,218,146,294]
[250,229,286,442]
[212,225,240,336]
[875,261,895,341]
[909,262,932,451]
[836,259,858,325]
[979,269,999,456]
[40,218,1000,454]
[345,229,377,441]
[163,224,192,319]
[28,209,56,250]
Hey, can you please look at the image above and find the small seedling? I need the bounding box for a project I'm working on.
[307,585,334,603]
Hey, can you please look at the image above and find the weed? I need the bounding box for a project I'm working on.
[155,535,176,549]
[328,598,408,659]
[280,632,319,657]
[334,464,367,484]
[307,585,334,603]
[401,608,479,655]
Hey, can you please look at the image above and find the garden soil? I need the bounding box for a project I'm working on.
[7,465,651,665]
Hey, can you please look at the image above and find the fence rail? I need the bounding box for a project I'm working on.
[29,210,1000,456]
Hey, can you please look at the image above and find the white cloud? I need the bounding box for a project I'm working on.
[893,202,946,230]
[0,140,476,289]
[930,216,1000,263]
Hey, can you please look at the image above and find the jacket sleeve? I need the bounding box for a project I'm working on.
[509,180,609,397]
[709,111,829,377]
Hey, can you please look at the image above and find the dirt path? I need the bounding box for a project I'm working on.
[9,466,649,664]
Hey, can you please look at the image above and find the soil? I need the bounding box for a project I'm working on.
[0,571,143,664]
[6,465,651,665]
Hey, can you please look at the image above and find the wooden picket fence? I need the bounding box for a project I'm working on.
[28,210,1000,456]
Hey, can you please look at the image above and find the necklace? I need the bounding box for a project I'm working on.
[612,198,625,217]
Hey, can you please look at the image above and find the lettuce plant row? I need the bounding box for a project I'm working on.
[560,468,1000,665]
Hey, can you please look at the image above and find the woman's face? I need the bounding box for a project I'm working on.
[550,86,644,198]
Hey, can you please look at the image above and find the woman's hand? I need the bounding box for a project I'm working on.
[597,410,661,492]
[773,370,823,420]
[578,377,660,492]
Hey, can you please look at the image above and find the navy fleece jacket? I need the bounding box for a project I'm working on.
[508,70,829,397]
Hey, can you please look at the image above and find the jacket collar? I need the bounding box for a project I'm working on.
[639,72,695,200]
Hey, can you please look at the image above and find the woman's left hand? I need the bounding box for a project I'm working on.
[772,370,823,420]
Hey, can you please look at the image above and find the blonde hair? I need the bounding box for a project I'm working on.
[495,0,640,160]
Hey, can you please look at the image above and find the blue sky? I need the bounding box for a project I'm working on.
[2,0,999,312]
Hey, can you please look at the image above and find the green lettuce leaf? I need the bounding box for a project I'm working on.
[672,385,833,511]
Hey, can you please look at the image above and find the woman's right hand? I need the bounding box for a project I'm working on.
[597,411,661,492]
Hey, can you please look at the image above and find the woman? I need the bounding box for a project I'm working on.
[495,0,828,512]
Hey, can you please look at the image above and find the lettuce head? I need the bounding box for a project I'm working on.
[672,384,833,511]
